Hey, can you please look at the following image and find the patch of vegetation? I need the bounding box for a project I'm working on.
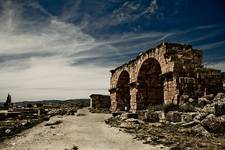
[163,103,179,113]
[179,103,195,112]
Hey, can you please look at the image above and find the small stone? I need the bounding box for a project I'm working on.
[5,129,11,134]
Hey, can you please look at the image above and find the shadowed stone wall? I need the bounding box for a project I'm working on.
[90,94,111,109]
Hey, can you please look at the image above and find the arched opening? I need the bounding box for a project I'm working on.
[116,70,130,111]
[137,58,164,110]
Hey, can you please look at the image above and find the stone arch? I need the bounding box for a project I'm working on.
[136,58,164,109]
[116,70,131,111]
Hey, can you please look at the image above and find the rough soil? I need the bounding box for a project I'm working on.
[0,108,167,150]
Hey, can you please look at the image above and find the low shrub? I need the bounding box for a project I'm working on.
[163,103,179,113]
[179,103,195,112]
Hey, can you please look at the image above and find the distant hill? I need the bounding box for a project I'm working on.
[14,99,90,107]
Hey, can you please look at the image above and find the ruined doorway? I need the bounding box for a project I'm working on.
[116,71,130,111]
[137,58,163,109]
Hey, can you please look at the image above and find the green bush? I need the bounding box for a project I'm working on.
[179,103,195,112]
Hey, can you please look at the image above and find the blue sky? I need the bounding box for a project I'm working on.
[0,0,225,101]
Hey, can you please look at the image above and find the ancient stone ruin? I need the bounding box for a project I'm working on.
[89,94,111,109]
[109,42,225,112]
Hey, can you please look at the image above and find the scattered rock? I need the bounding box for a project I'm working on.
[192,124,211,137]
[165,111,182,122]
[215,102,225,116]
[198,97,210,107]
[188,98,197,105]
[121,113,138,119]
[112,112,122,117]
[126,113,138,119]
[71,145,79,150]
[201,114,225,133]
[76,113,85,116]
[119,122,136,129]
[214,93,225,101]
[203,94,214,100]
[179,95,189,105]
[194,112,209,121]
[201,103,215,114]
[181,112,198,122]
[5,129,11,134]
[125,118,144,124]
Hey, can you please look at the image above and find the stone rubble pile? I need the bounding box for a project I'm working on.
[105,92,225,149]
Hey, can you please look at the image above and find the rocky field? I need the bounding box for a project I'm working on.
[105,92,225,150]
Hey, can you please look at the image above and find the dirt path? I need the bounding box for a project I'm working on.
[0,108,168,150]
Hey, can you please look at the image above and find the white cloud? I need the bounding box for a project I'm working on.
[0,1,113,101]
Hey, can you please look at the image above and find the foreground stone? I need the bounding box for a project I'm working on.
[201,114,225,133]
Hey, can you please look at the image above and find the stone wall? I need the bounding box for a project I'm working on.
[222,73,225,91]
[90,94,111,109]
[109,42,224,112]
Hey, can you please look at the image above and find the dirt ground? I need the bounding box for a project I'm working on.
[0,108,167,150]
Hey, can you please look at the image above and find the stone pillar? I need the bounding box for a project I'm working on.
[130,86,138,113]
[109,90,117,112]
[163,79,177,104]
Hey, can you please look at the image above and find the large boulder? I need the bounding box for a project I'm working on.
[201,114,225,133]
[165,111,182,122]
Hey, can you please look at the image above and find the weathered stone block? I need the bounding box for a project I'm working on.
[144,111,160,122]
[165,111,182,122]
